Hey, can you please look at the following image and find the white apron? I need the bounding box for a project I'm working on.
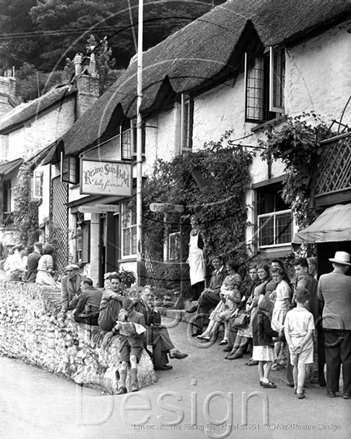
[188,232,206,285]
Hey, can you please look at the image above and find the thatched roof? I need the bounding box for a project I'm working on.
[49,0,351,159]
[0,85,76,134]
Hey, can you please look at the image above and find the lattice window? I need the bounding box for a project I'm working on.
[315,136,351,195]
[258,210,292,247]
[51,176,69,273]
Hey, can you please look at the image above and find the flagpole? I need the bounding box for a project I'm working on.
[136,0,143,286]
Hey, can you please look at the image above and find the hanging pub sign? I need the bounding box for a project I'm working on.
[80,158,132,196]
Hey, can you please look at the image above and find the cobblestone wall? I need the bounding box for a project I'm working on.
[0,281,157,394]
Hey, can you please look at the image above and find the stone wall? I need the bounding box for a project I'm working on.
[0,281,157,394]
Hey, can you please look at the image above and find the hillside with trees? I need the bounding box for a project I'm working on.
[0,0,225,100]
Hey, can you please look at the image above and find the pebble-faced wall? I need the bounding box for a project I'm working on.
[0,281,157,394]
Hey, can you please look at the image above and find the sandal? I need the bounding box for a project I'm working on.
[261,381,277,389]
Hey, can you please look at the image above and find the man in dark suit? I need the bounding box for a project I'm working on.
[61,264,82,311]
[317,251,351,399]
[25,242,42,283]
[187,255,226,336]
[135,287,188,370]
[73,277,102,325]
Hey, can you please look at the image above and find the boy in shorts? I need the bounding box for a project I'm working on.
[284,288,314,399]
[112,297,146,394]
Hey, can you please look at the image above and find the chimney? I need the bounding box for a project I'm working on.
[74,54,83,76]
[76,53,100,119]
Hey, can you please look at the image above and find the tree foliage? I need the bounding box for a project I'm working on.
[260,113,333,228]
[1,0,224,72]
[13,164,40,247]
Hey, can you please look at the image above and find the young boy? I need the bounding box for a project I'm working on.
[112,297,146,394]
[284,288,315,399]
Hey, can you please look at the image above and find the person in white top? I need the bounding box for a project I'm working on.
[4,244,27,281]
[187,215,206,300]
[284,288,314,399]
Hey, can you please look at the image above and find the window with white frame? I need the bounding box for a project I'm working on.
[256,183,292,248]
[60,153,79,184]
[121,119,145,160]
[31,171,43,201]
[121,203,137,257]
[181,94,194,152]
[0,135,9,161]
[245,47,285,123]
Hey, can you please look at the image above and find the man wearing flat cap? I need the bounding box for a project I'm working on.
[317,251,351,399]
[61,264,82,312]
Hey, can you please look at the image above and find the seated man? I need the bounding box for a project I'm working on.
[187,255,226,337]
[105,298,146,394]
[61,264,82,312]
[135,286,188,370]
[73,277,103,326]
[98,274,125,331]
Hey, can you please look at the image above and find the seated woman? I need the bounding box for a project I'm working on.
[227,264,271,363]
[36,244,60,287]
[197,260,242,343]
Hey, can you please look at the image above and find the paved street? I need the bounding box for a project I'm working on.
[0,317,350,439]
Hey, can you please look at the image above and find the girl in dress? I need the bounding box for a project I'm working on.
[197,260,241,343]
[269,266,291,368]
[252,296,279,388]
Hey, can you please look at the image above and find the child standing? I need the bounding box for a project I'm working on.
[252,296,279,388]
[284,288,314,399]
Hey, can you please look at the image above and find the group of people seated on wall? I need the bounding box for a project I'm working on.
[186,252,351,400]
[60,264,188,395]
[3,241,60,287]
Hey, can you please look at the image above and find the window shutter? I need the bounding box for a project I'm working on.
[61,153,79,184]
[269,47,285,113]
[245,52,265,122]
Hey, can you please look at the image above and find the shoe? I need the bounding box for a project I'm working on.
[116,386,127,395]
[260,380,264,386]
[169,349,188,360]
[186,305,197,313]
[197,334,210,340]
[191,331,202,337]
[327,391,336,398]
[223,346,233,352]
[227,353,243,360]
[156,365,173,371]
[131,382,139,392]
[297,392,305,399]
[261,381,277,389]
[343,393,351,399]
[246,360,258,366]
[224,355,229,360]
[218,340,228,346]
[286,382,294,388]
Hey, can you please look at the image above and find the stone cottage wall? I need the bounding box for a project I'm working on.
[0,281,157,394]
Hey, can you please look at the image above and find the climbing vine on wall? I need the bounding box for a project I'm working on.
[260,113,334,229]
[130,132,254,289]
[13,164,40,247]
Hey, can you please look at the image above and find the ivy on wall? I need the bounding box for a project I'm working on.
[13,164,40,247]
[260,113,333,229]
[131,133,254,288]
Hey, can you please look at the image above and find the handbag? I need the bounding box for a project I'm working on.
[233,312,249,329]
